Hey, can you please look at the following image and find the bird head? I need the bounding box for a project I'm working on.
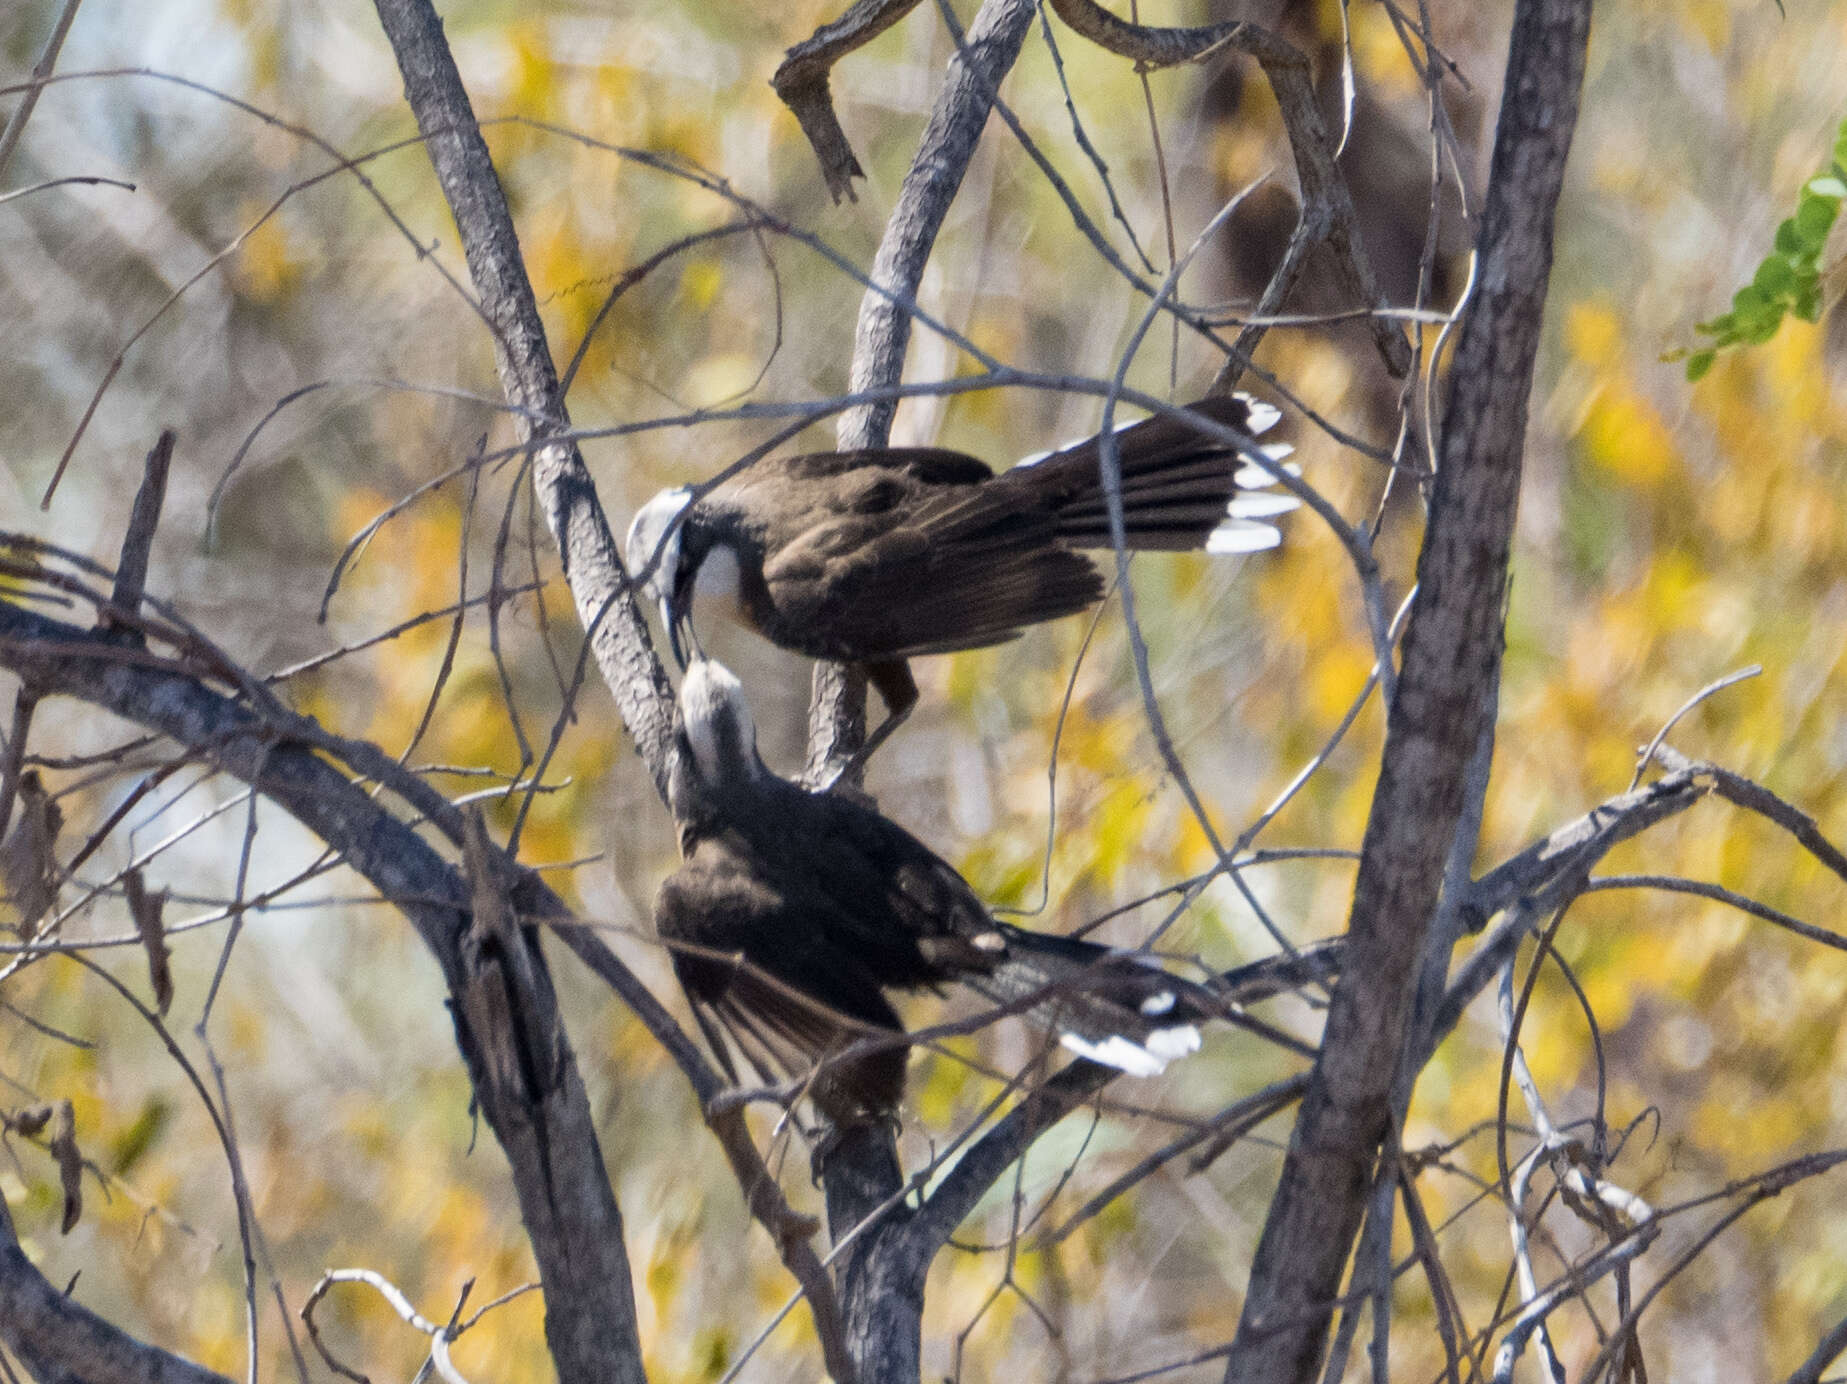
[676,657,766,792]
[625,486,700,667]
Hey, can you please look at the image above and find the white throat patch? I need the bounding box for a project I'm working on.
[692,542,744,622]
[680,659,760,785]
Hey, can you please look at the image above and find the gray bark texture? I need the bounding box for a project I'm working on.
[366,2,858,1378]
[1221,1,1594,1380]
[370,0,678,798]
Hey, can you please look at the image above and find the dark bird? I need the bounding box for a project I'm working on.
[626,395,1296,761]
[654,658,1213,1126]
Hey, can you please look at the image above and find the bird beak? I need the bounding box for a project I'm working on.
[661,593,688,669]
[662,591,704,669]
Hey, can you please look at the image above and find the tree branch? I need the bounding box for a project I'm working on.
[1041,0,1412,381]
[369,0,677,799]
[0,1190,232,1384]
[797,4,1040,1379]
[1223,1,1593,1379]
[772,0,926,202]
[0,595,650,1384]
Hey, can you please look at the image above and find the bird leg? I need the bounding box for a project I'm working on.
[821,658,918,790]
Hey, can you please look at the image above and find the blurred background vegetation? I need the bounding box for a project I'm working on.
[3,0,1846,1379]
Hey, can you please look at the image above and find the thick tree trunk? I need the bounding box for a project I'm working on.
[1223,1,1595,1380]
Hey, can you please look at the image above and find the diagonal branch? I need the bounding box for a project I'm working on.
[371,4,864,1376]
[904,941,1345,1261]
[0,594,851,1384]
[0,595,648,1384]
[803,5,1040,1381]
[370,0,677,798]
[0,1188,231,1384]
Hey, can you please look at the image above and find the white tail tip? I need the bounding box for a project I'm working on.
[1228,493,1301,520]
[1235,453,1300,490]
[1240,397,1282,436]
[1145,1024,1203,1063]
[1207,518,1285,554]
[1060,1025,1201,1077]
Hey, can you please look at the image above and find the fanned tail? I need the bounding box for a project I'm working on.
[961,924,1212,1077]
[1010,394,1298,554]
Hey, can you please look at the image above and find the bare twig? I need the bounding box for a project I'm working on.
[362,8,863,1369]
[0,0,85,186]
[1040,0,1412,382]
[104,431,175,640]
[300,1269,515,1384]
[1783,1309,1847,1384]
[803,3,1039,1378]
[0,1183,231,1384]
[1629,665,1760,791]
[369,0,679,795]
[772,0,926,202]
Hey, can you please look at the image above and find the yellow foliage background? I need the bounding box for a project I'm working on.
[3,0,1846,1380]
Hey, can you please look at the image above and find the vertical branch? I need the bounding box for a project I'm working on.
[1222,1,1593,1381]
[810,0,1039,789]
[810,3,1037,1382]
[367,7,866,1379]
[361,4,676,1379]
[0,0,85,187]
[105,429,174,635]
[836,0,1038,454]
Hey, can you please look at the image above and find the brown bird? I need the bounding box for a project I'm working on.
[625,395,1295,762]
[654,658,1212,1126]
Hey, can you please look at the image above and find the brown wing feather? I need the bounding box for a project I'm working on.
[728,400,1267,658]
[756,487,1104,658]
[1001,397,1257,548]
[736,447,995,489]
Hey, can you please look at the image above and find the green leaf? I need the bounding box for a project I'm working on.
[1731,283,1771,317]
[1795,194,1839,245]
[1678,113,1846,380]
[1753,256,1798,298]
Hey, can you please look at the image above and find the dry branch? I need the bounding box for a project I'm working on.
[0,1183,231,1384]
[1223,0,1593,1379]
[0,592,650,1384]
[369,0,677,797]
[102,430,172,640]
[1041,0,1412,382]
[773,0,925,202]
[802,2,1039,1380]
[363,3,860,1377]
[0,555,853,1380]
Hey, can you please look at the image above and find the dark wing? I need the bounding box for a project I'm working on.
[655,832,908,1120]
[761,779,1037,988]
[785,783,1207,1077]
